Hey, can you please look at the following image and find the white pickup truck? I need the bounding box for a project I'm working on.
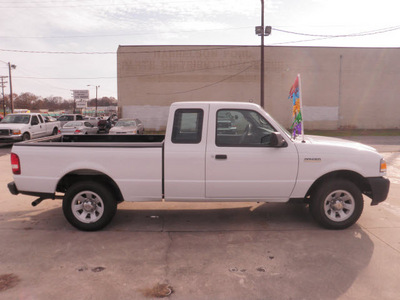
[7,102,390,231]
[0,113,60,143]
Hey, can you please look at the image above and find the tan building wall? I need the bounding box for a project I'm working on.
[117,45,400,131]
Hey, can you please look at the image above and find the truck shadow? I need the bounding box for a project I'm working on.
[111,202,316,232]
[0,201,374,299]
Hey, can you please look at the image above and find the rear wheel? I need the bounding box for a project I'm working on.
[52,127,58,135]
[310,179,363,229]
[62,181,117,231]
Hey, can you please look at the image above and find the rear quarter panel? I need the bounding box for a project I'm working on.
[12,144,163,201]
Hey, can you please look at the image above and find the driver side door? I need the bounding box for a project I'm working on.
[206,107,298,201]
[30,115,46,138]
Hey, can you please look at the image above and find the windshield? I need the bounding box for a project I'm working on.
[116,120,136,127]
[1,114,31,124]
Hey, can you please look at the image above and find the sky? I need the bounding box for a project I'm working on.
[0,0,399,100]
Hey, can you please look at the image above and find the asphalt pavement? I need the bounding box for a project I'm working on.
[0,136,399,299]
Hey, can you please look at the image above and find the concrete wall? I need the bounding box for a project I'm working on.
[117,45,400,131]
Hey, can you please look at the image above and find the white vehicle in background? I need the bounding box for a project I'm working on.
[83,116,101,127]
[0,113,60,142]
[60,121,98,135]
[58,114,84,128]
[109,118,144,135]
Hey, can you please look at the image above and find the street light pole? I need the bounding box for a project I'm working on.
[260,0,265,109]
[87,85,100,117]
[8,62,16,113]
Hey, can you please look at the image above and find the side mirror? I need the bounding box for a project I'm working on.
[31,120,39,126]
[263,132,288,147]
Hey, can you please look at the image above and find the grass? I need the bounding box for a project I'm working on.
[304,129,400,137]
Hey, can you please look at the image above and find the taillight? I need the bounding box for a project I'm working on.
[74,129,81,134]
[11,153,21,175]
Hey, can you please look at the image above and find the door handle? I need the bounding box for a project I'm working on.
[215,154,227,160]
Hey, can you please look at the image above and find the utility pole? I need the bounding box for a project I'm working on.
[0,76,7,117]
[255,0,271,109]
[8,62,16,113]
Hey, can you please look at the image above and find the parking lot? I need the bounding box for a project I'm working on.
[0,137,399,300]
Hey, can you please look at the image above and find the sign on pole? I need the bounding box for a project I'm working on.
[76,100,87,108]
[72,90,89,100]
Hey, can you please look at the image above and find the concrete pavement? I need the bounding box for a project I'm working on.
[0,137,399,299]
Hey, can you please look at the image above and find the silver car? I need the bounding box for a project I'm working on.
[61,121,98,135]
[109,118,144,135]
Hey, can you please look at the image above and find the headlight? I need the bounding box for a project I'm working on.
[12,129,21,135]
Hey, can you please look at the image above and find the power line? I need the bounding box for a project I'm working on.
[0,45,254,55]
[0,26,250,40]
[13,60,258,81]
[273,25,400,38]
[148,64,254,95]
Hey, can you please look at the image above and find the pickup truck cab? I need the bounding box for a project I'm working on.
[58,114,84,128]
[0,113,60,142]
[8,102,390,231]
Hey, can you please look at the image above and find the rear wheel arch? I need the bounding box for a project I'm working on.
[56,170,124,204]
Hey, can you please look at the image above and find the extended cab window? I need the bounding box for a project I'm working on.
[31,115,39,125]
[216,109,276,147]
[172,109,203,144]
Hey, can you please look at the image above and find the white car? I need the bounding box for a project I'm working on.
[109,118,144,134]
[60,121,98,135]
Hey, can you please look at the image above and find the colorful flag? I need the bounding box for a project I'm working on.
[288,75,303,139]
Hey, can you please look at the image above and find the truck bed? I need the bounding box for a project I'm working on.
[15,134,165,147]
[11,134,165,201]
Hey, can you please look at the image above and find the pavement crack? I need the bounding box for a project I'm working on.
[164,232,173,279]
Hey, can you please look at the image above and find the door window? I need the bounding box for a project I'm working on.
[216,109,276,147]
[31,115,39,126]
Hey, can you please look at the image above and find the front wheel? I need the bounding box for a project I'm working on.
[22,133,30,141]
[62,181,117,231]
[309,179,363,229]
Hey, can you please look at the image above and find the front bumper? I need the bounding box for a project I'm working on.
[367,177,390,205]
[0,135,23,143]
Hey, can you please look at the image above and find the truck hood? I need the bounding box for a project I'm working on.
[296,135,377,153]
[0,123,26,130]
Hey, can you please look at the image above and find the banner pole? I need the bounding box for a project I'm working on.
[297,74,305,142]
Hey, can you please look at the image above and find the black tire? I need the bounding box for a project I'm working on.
[52,127,58,135]
[62,181,117,231]
[309,179,363,230]
[22,133,30,141]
